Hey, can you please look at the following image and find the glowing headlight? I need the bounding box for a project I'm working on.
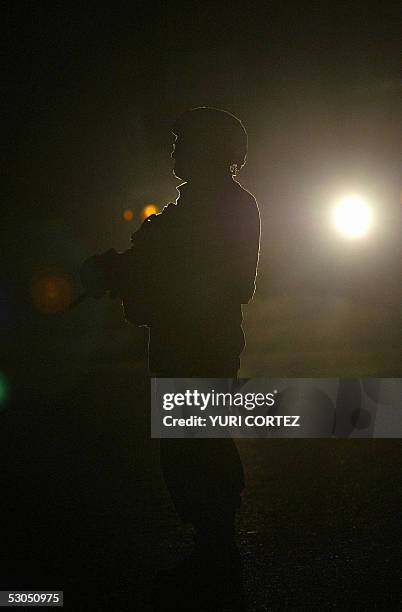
[333,195,372,238]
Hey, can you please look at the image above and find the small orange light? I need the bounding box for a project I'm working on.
[32,270,74,314]
[123,208,134,221]
[141,204,159,220]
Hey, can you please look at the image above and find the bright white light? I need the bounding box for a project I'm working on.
[333,195,371,238]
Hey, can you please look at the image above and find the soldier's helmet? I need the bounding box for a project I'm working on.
[172,107,248,175]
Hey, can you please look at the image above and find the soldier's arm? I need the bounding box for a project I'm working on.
[219,194,261,304]
[79,208,171,324]
[186,196,260,315]
[238,199,260,303]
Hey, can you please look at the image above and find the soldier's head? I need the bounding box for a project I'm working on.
[171,107,248,182]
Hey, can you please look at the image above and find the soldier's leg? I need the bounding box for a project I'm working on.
[160,437,244,541]
[156,361,244,539]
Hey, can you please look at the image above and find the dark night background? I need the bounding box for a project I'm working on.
[2,2,402,610]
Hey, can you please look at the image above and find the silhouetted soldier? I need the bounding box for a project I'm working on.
[80,107,260,605]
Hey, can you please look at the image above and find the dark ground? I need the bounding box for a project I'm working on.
[1,361,401,611]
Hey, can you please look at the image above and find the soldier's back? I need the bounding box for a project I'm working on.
[148,177,260,376]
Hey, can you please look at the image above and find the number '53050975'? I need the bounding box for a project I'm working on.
[8,592,60,604]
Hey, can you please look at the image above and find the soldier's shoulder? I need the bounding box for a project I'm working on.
[231,180,260,219]
[232,179,257,203]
